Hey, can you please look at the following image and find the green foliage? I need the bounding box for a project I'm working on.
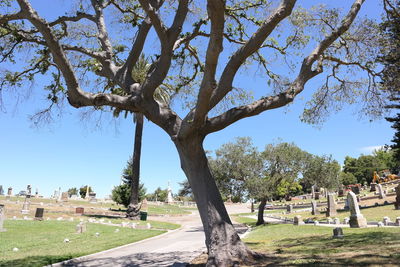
[339,171,357,186]
[302,155,340,190]
[67,187,78,197]
[275,180,302,199]
[177,180,193,200]
[79,186,92,199]
[111,183,146,207]
[146,187,168,202]
[209,137,263,202]
[343,148,396,184]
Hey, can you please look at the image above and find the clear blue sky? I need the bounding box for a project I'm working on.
[0,0,394,198]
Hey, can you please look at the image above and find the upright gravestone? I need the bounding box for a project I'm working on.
[141,198,148,212]
[0,185,4,196]
[326,193,337,217]
[34,208,44,221]
[6,187,12,200]
[377,184,385,199]
[89,192,97,203]
[333,227,344,238]
[314,192,320,200]
[347,191,367,228]
[61,192,69,202]
[370,183,377,192]
[293,215,304,225]
[21,195,31,214]
[311,200,319,215]
[27,185,32,196]
[0,204,6,232]
[85,185,90,200]
[286,204,293,214]
[338,188,344,197]
[75,207,84,214]
[166,181,174,203]
[394,184,400,210]
[351,186,360,195]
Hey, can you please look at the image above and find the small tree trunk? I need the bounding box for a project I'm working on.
[175,135,254,267]
[127,113,144,219]
[256,198,267,226]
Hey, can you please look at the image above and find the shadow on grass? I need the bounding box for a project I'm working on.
[246,230,400,266]
[0,255,72,267]
[83,214,124,220]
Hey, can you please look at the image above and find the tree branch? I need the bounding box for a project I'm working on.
[204,0,366,134]
[209,0,296,111]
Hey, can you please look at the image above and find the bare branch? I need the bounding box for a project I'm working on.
[0,11,24,24]
[138,0,167,40]
[90,0,113,59]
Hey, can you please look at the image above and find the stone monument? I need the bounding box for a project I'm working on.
[394,184,400,210]
[21,187,31,214]
[61,192,69,202]
[311,185,316,199]
[0,185,3,196]
[311,200,319,215]
[370,182,377,192]
[347,191,367,228]
[166,182,174,203]
[0,204,6,232]
[326,193,337,217]
[34,208,44,221]
[286,204,293,213]
[377,184,385,199]
[85,185,90,200]
[333,227,344,238]
[293,215,304,225]
[6,187,12,200]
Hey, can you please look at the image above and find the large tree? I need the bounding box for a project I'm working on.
[379,0,400,172]
[0,1,387,265]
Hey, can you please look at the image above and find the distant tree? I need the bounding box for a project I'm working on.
[67,187,78,197]
[249,142,308,225]
[303,155,340,190]
[209,137,263,203]
[339,172,357,186]
[275,180,303,199]
[146,187,168,202]
[79,186,92,199]
[111,182,146,208]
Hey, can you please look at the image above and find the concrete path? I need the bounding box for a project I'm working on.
[51,212,206,267]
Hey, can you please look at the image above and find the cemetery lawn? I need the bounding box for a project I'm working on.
[275,204,400,223]
[147,204,192,215]
[0,220,166,267]
[243,224,400,266]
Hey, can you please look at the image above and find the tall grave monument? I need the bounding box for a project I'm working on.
[347,191,367,228]
[326,193,337,217]
[21,185,31,214]
[0,204,6,232]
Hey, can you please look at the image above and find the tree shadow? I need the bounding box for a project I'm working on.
[83,214,125,220]
[245,230,400,266]
[0,255,73,267]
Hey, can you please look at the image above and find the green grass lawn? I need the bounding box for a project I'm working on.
[274,204,400,223]
[0,220,166,267]
[147,204,191,215]
[243,224,400,266]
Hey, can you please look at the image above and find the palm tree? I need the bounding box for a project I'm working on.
[113,54,173,219]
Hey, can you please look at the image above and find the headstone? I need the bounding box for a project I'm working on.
[0,204,6,232]
[326,194,337,217]
[314,192,320,200]
[311,200,319,215]
[383,217,391,226]
[6,187,12,200]
[76,207,84,214]
[333,227,344,239]
[0,185,4,195]
[89,192,97,203]
[347,191,367,228]
[76,222,87,233]
[61,192,69,202]
[395,217,400,226]
[85,186,90,200]
[26,185,32,196]
[344,199,349,210]
[377,184,385,199]
[286,204,293,213]
[58,187,62,202]
[377,221,384,227]
[351,186,360,195]
[314,221,319,226]
[343,217,350,224]
[293,215,304,225]
[166,181,174,203]
[34,208,44,221]
[370,183,377,192]
[338,188,344,197]
[21,195,31,214]
[394,185,400,210]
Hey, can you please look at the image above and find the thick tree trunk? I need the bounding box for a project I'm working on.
[256,198,267,226]
[127,113,144,219]
[175,135,254,267]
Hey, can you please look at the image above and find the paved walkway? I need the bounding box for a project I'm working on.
[51,212,205,267]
